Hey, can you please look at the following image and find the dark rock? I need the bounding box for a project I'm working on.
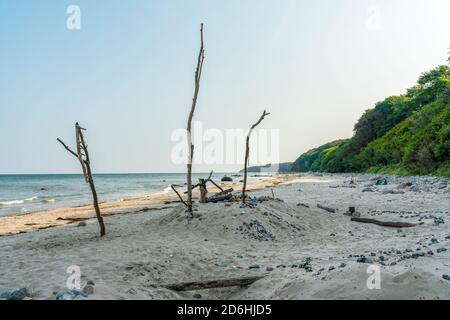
[83,285,94,295]
[248,264,260,269]
[443,274,450,281]
[7,290,26,300]
[399,182,413,188]
[357,256,373,264]
[1,287,32,300]
[436,248,447,253]
[266,267,274,272]
[77,221,87,227]
[221,176,233,182]
[193,293,202,299]
[376,178,388,186]
[339,263,346,268]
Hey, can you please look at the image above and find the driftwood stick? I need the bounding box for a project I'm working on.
[242,110,270,204]
[317,204,336,213]
[163,276,263,291]
[351,217,416,228]
[208,179,224,192]
[76,123,105,236]
[212,188,233,197]
[186,23,205,216]
[171,184,188,207]
[58,123,106,237]
[208,193,232,203]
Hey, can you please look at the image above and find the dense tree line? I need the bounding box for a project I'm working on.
[292,61,450,177]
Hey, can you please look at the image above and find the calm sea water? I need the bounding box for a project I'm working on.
[0,173,266,217]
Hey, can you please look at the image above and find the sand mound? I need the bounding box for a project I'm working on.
[155,199,313,243]
[233,264,450,300]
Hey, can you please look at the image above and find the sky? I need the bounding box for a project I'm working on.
[0,0,449,174]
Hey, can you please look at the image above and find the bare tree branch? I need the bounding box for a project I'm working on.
[57,138,78,158]
[242,110,270,204]
[58,123,106,237]
[186,23,205,215]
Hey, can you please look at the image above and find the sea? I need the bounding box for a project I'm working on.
[0,173,268,217]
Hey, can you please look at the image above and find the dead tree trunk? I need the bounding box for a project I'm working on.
[57,123,106,237]
[241,110,270,204]
[186,23,205,216]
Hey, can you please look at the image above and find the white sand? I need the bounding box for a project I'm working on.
[1,173,449,300]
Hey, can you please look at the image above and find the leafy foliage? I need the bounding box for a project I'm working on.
[292,64,450,176]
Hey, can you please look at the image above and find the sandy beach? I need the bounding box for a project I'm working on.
[1,173,449,300]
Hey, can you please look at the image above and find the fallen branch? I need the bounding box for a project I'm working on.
[208,193,232,203]
[163,275,264,291]
[211,188,233,197]
[350,217,416,228]
[317,204,336,213]
[207,188,233,202]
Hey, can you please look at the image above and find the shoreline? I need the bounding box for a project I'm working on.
[0,174,290,236]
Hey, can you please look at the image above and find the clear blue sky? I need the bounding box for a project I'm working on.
[1,0,449,174]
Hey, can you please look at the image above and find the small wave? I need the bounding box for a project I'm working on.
[0,200,24,206]
[41,199,56,203]
[0,196,39,206]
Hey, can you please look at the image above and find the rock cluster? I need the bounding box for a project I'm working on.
[238,219,275,242]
